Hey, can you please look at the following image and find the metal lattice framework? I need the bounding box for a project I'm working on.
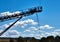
[0,6,42,22]
[0,6,42,36]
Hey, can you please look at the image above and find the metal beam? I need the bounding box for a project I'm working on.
[0,6,42,22]
[0,16,22,36]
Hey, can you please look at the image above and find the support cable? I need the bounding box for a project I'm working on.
[36,13,40,26]
[36,13,41,38]
[0,6,42,36]
[37,0,42,38]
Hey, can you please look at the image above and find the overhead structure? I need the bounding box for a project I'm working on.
[0,6,42,22]
[0,6,42,36]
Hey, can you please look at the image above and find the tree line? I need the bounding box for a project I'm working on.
[9,36,60,42]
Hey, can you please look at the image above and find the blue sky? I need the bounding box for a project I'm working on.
[0,0,60,39]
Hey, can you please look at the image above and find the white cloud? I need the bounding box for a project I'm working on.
[0,30,3,33]
[0,30,7,37]
[24,24,53,34]
[2,24,9,28]
[35,34,45,38]
[21,19,38,25]
[0,30,21,37]
[52,29,60,36]
[0,11,21,17]
[0,11,13,16]
[13,19,38,28]
[24,26,38,33]
[1,19,38,28]
[23,24,54,39]
[29,26,38,31]
[1,29,60,39]
[43,29,60,37]
[24,30,31,32]
[39,24,54,29]
[14,11,21,14]
[24,29,60,39]
[8,30,20,36]
[45,32,52,36]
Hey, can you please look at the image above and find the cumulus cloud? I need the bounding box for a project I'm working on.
[42,29,60,37]
[24,30,31,32]
[8,30,20,36]
[0,30,3,33]
[29,27,38,30]
[0,11,21,17]
[23,24,54,39]
[24,26,38,33]
[1,28,59,39]
[23,28,60,39]
[0,11,13,16]
[0,19,38,28]
[24,24,54,33]
[19,19,38,25]
[14,11,21,14]
[1,24,9,28]
[39,24,54,29]
[33,30,60,38]
[52,29,60,36]
[0,30,21,37]
[0,30,7,37]
[23,30,46,39]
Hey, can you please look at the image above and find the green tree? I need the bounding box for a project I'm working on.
[10,39,14,42]
[17,36,24,42]
[30,37,37,42]
[40,37,46,42]
[46,36,54,42]
[55,36,60,42]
